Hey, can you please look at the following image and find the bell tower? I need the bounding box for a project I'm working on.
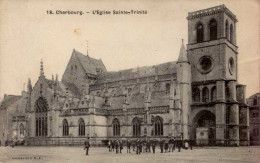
[187,5,240,146]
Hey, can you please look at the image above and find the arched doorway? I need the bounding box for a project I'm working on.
[193,110,216,145]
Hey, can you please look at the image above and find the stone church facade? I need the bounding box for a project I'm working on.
[0,5,249,146]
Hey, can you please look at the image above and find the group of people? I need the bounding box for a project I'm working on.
[84,137,194,156]
[107,138,194,154]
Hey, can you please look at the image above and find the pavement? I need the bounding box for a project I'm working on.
[0,146,259,163]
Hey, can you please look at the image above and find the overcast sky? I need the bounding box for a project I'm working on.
[0,0,259,100]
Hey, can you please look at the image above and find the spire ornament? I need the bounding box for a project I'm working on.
[40,59,45,77]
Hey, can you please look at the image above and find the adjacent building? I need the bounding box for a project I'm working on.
[247,93,260,145]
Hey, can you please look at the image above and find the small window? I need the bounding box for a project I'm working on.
[230,24,234,43]
[209,19,217,40]
[202,87,209,103]
[192,87,200,102]
[225,20,229,40]
[197,23,204,43]
[81,101,84,105]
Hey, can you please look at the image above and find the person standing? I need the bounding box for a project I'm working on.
[172,139,176,152]
[189,139,193,150]
[164,139,169,153]
[108,140,111,152]
[127,139,131,153]
[111,140,115,152]
[159,139,164,153]
[84,137,90,155]
[151,139,156,154]
[146,139,151,153]
[177,139,181,152]
[115,139,119,154]
[119,140,123,153]
[136,139,140,155]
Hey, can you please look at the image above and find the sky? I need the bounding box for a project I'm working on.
[0,0,259,100]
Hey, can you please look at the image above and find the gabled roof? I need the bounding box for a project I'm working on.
[74,50,107,76]
[95,61,176,84]
[0,95,21,110]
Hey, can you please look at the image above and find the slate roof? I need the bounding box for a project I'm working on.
[95,61,176,84]
[45,79,82,98]
[74,50,107,76]
[0,95,21,110]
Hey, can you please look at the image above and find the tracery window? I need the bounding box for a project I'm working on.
[112,118,120,136]
[154,116,163,136]
[78,118,85,136]
[132,117,141,137]
[35,97,48,137]
[62,119,69,136]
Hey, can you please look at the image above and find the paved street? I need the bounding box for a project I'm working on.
[0,146,259,163]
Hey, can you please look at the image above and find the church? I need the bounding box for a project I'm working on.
[0,5,249,146]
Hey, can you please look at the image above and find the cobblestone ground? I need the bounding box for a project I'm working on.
[0,146,259,163]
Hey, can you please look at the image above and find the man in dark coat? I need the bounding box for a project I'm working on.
[111,140,115,151]
[177,139,181,152]
[139,140,143,153]
[159,139,164,153]
[189,139,193,150]
[151,139,156,154]
[119,140,123,153]
[164,139,169,153]
[172,139,176,152]
[136,139,140,155]
[146,139,151,153]
[84,138,90,155]
[127,139,131,153]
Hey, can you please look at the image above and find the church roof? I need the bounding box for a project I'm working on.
[95,61,176,84]
[0,95,21,110]
[74,49,107,76]
[44,79,82,98]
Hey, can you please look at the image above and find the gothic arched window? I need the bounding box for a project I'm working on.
[230,24,234,43]
[20,124,25,136]
[154,116,163,136]
[202,87,209,103]
[192,87,200,102]
[209,19,217,40]
[35,97,48,137]
[211,86,217,102]
[197,23,204,43]
[112,118,120,136]
[62,119,69,136]
[78,118,85,136]
[132,117,141,137]
[225,20,229,40]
